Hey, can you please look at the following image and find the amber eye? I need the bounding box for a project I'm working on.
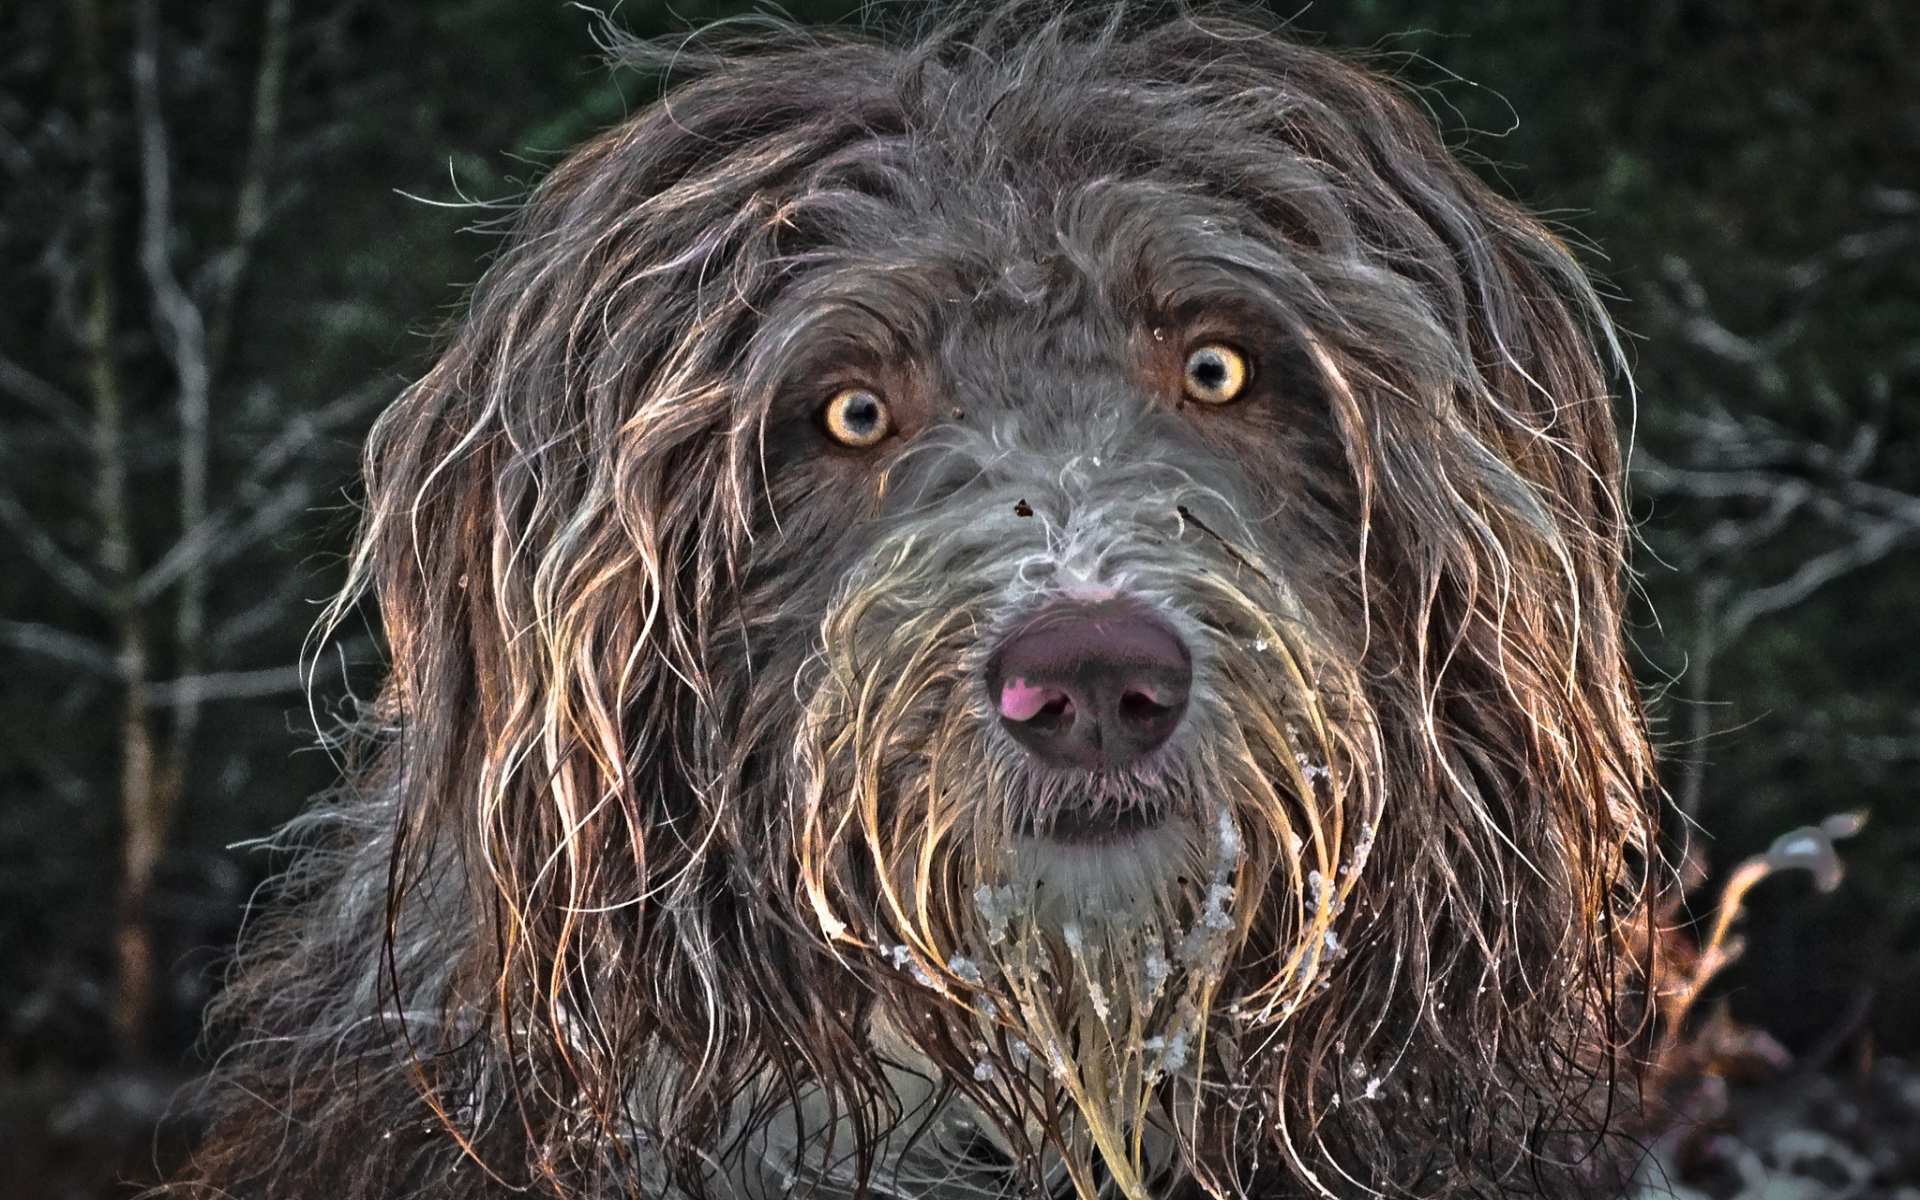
[1182,343,1249,405]
[823,388,892,447]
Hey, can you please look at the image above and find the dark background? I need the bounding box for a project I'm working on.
[2,1,1915,1196]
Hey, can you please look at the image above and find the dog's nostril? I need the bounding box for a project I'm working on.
[986,600,1191,772]
[999,678,1063,722]
[1000,683,1074,730]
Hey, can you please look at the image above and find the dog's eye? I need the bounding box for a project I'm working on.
[1182,343,1249,405]
[823,388,893,447]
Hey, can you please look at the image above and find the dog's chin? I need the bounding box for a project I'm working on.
[1001,812,1200,934]
[1031,798,1164,843]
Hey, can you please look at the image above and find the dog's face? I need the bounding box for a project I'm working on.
[311,11,1659,1200]
[755,186,1376,902]
[739,206,1383,1194]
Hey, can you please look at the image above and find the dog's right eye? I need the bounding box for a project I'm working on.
[823,388,893,448]
[1182,343,1250,405]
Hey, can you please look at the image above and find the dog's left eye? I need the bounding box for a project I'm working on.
[1182,343,1250,405]
[823,388,893,447]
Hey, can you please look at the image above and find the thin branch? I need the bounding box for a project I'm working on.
[0,353,91,443]
[133,0,215,763]
[0,484,112,607]
[212,568,321,651]
[237,376,391,490]
[1631,448,1797,503]
[0,620,120,675]
[145,643,366,707]
[145,664,305,707]
[72,0,134,593]
[1658,256,1788,396]
[1716,520,1911,646]
[1699,482,1810,559]
[133,0,212,472]
[131,377,387,602]
[1677,578,1724,822]
[134,477,314,604]
[1845,477,1920,526]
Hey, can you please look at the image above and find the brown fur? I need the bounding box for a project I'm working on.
[170,7,1661,1199]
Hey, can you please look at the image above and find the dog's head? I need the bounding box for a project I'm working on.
[341,8,1657,1198]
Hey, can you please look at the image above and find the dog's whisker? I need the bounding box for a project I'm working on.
[1173,504,1275,586]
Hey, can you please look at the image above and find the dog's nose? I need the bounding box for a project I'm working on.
[986,602,1191,771]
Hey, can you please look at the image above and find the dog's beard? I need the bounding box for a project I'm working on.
[785,529,1381,1200]
[955,800,1242,1200]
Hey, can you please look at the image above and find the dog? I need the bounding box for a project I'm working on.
[173,7,1662,1199]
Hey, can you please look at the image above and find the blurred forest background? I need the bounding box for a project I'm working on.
[0,0,1915,1196]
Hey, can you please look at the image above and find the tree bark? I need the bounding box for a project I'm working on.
[73,0,165,1063]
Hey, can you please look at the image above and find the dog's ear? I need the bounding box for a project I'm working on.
[1301,60,1662,1198]
[323,37,922,1187]
[1124,22,1661,1185]
[1261,45,1657,941]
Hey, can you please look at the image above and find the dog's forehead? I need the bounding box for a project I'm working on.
[754,183,1285,366]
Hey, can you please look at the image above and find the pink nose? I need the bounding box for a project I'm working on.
[986,601,1191,771]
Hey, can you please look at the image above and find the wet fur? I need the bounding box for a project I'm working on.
[171,7,1660,1199]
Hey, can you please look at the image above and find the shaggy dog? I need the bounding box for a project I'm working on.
[175,7,1661,1199]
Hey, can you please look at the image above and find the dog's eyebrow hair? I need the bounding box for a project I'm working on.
[1175,504,1272,585]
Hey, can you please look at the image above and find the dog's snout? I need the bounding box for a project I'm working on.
[986,601,1191,771]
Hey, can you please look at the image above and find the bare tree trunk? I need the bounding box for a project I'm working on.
[73,0,165,1063]
[112,632,160,1061]
[133,0,208,828]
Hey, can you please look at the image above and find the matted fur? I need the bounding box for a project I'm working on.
[171,6,1661,1199]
